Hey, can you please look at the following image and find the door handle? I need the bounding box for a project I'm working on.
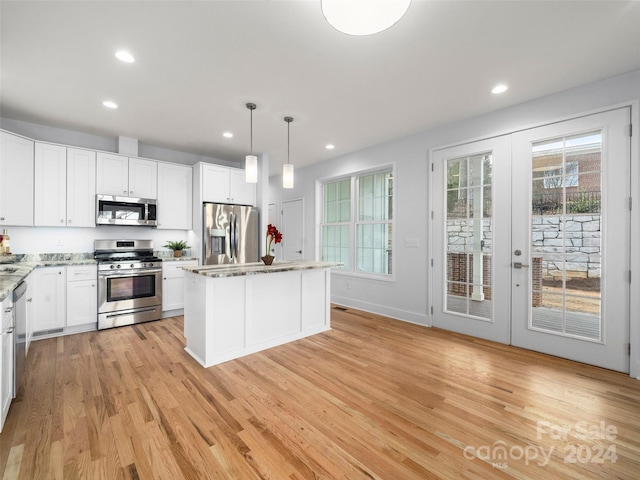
[512,262,530,269]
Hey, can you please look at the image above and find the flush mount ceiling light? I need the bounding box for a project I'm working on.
[326,144,335,150]
[492,84,508,94]
[115,51,135,63]
[245,103,258,183]
[102,100,118,109]
[283,117,294,189]
[223,132,233,138]
[321,0,411,36]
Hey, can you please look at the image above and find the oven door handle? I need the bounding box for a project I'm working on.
[98,268,163,277]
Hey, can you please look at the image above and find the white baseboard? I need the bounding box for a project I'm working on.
[330,295,430,327]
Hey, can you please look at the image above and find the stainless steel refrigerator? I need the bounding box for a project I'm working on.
[203,203,259,265]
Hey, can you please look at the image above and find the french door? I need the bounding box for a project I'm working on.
[432,108,631,372]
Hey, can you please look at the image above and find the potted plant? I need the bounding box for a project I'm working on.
[262,224,283,265]
[164,240,190,258]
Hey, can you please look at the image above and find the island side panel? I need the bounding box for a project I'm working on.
[301,268,330,331]
[249,270,302,346]
[212,275,247,356]
[183,270,209,366]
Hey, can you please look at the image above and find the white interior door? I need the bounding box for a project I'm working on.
[432,136,512,344]
[281,199,304,261]
[511,108,630,372]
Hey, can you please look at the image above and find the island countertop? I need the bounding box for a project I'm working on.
[181,260,341,278]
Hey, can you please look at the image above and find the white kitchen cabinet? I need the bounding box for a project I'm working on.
[0,131,34,227]
[34,142,67,226]
[202,164,255,206]
[157,162,193,229]
[162,260,198,313]
[1,296,13,432]
[35,144,96,227]
[129,157,157,199]
[31,267,66,333]
[66,265,97,328]
[66,148,97,227]
[96,153,157,199]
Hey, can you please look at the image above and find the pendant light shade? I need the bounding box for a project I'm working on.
[245,103,258,183]
[321,0,411,36]
[283,116,294,189]
[282,163,294,189]
[245,155,258,183]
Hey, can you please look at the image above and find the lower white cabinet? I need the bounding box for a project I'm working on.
[1,296,13,432]
[31,265,97,334]
[66,266,97,328]
[31,267,66,333]
[162,260,198,313]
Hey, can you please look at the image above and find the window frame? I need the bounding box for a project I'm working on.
[317,165,396,281]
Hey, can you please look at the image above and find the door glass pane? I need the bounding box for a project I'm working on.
[530,131,602,340]
[445,153,493,320]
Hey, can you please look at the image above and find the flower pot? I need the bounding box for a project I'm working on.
[261,255,274,265]
[173,250,183,258]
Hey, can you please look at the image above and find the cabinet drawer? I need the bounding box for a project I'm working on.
[66,265,97,281]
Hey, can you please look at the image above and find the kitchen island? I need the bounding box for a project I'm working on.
[182,261,340,367]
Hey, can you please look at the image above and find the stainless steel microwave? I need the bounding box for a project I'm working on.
[96,195,158,226]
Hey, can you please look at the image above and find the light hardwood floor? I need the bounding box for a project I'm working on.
[1,306,639,479]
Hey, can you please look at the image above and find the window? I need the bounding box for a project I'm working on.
[320,169,393,276]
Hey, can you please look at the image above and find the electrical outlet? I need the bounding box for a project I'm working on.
[56,238,63,246]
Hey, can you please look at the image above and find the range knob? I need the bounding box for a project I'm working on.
[130,264,135,269]
[116,264,121,269]
[110,264,115,269]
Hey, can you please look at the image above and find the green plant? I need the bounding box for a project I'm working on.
[163,240,190,251]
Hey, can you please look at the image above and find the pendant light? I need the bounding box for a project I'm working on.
[321,0,411,36]
[283,116,294,189]
[245,103,258,183]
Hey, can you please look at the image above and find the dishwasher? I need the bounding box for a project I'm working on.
[12,281,27,397]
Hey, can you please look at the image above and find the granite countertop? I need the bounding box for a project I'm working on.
[182,261,342,278]
[0,253,96,302]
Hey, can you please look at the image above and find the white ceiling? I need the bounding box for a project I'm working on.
[2,1,640,171]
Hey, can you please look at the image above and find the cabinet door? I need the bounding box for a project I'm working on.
[34,143,67,226]
[1,324,13,430]
[67,148,96,227]
[66,280,97,327]
[0,131,34,226]
[229,168,256,206]
[129,158,157,199]
[162,261,197,311]
[32,267,66,332]
[157,163,192,229]
[201,165,230,203]
[96,152,129,196]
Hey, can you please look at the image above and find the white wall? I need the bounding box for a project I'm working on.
[269,69,640,375]
[7,225,198,257]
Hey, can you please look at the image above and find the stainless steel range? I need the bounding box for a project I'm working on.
[95,239,162,330]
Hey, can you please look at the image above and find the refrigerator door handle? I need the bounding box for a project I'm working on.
[229,213,235,259]
[234,216,239,261]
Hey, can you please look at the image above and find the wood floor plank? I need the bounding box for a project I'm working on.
[2,306,640,479]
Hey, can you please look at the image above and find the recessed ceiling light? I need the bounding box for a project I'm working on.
[115,51,135,63]
[102,101,118,109]
[492,84,508,94]
[223,132,233,138]
[326,144,335,150]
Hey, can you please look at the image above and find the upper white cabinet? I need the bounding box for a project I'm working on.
[66,148,97,227]
[202,164,255,206]
[34,144,96,227]
[0,131,34,226]
[34,143,66,226]
[157,162,193,230]
[96,153,157,199]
